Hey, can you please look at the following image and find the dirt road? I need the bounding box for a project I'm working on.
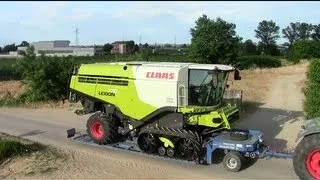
[237,73,305,150]
[0,72,305,179]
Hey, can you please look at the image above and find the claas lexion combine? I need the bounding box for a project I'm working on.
[67,61,292,172]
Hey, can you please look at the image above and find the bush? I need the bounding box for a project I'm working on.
[15,55,75,102]
[292,40,320,60]
[235,55,281,69]
[304,59,320,119]
[0,58,21,80]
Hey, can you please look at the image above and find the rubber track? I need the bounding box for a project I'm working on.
[139,126,204,162]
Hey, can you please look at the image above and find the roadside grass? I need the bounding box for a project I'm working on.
[0,133,47,164]
[0,139,44,163]
[0,133,67,178]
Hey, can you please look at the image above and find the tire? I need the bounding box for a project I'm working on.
[86,112,123,144]
[229,129,249,141]
[293,133,320,180]
[223,151,244,172]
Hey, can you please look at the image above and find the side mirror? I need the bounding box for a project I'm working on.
[234,69,241,80]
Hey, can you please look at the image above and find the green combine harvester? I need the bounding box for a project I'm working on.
[68,61,242,161]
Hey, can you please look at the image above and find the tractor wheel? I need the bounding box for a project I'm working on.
[86,112,122,145]
[293,133,320,180]
[223,151,244,172]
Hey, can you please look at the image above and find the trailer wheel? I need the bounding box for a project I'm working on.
[223,151,243,172]
[229,129,249,141]
[86,112,122,144]
[293,133,320,180]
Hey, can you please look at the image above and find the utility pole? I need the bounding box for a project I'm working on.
[139,33,141,45]
[75,27,79,46]
[174,33,176,48]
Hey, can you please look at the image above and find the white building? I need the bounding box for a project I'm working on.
[30,40,98,56]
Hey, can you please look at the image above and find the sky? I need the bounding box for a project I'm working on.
[0,1,320,46]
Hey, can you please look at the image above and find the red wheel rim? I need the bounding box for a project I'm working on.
[306,149,320,179]
[91,121,104,138]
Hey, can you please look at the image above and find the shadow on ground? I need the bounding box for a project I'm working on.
[18,130,46,137]
[236,101,303,149]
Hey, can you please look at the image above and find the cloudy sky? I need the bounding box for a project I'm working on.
[1,1,319,46]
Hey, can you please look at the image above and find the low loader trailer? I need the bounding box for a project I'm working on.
[66,61,296,173]
[67,127,294,172]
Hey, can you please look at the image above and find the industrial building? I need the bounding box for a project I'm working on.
[15,40,102,57]
[30,40,99,56]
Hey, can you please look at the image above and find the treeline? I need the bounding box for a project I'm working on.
[238,21,320,60]
[188,15,320,66]
[0,41,30,54]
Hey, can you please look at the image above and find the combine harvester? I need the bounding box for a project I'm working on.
[66,61,310,175]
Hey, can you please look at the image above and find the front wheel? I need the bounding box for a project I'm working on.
[223,151,244,172]
[293,133,320,179]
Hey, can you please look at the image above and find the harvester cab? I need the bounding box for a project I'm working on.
[68,61,243,162]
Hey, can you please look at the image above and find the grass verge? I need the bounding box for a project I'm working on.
[0,139,45,163]
[0,133,67,178]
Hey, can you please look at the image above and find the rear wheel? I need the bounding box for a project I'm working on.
[293,133,320,179]
[86,112,123,144]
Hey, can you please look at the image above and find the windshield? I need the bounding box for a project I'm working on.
[188,69,228,106]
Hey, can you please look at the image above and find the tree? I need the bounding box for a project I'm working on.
[296,22,313,40]
[19,41,30,47]
[282,22,313,45]
[133,44,139,53]
[126,40,135,54]
[312,24,320,41]
[102,43,113,54]
[189,15,242,64]
[255,20,280,55]
[143,43,149,48]
[18,45,36,60]
[282,23,298,46]
[2,43,17,53]
[0,46,2,53]
[164,44,172,48]
[242,39,258,55]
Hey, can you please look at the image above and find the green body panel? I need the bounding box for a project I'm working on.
[181,104,238,129]
[159,137,175,148]
[70,65,157,120]
[78,63,135,78]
